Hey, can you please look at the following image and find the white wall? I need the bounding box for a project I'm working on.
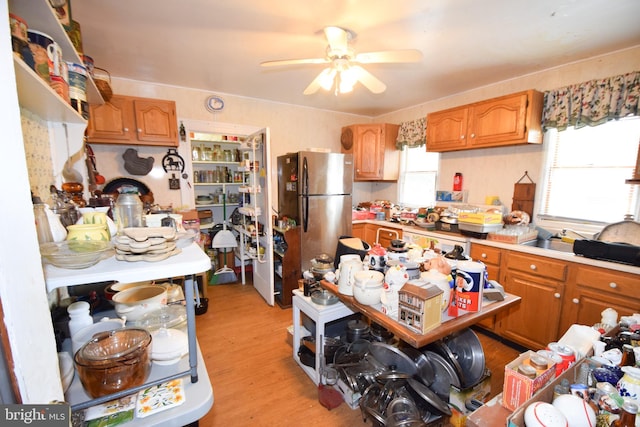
[1,1,63,403]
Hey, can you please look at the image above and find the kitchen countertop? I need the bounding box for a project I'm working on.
[353,219,640,275]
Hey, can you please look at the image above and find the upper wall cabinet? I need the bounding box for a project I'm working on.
[426,90,544,152]
[341,123,400,181]
[87,95,178,146]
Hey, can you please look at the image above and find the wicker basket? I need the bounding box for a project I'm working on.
[93,67,113,102]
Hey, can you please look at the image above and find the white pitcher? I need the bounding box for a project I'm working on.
[336,259,363,296]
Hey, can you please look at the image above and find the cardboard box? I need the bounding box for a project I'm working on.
[502,350,556,411]
[179,209,199,221]
[507,358,587,427]
[398,283,443,334]
[449,370,492,427]
[457,212,503,224]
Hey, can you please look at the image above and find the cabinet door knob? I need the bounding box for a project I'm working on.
[137,128,142,133]
[123,127,129,132]
[481,253,488,259]
[529,264,537,271]
[554,293,561,299]
[572,298,580,304]
[460,135,465,139]
[609,282,617,289]
[470,133,475,138]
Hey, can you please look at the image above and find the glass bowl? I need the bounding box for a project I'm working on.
[40,241,113,269]
[74,328,152,398]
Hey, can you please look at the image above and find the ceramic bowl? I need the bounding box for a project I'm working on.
[112,285,168,321]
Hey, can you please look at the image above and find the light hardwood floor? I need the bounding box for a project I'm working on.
[195,282,523,427]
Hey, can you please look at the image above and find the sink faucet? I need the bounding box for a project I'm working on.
[560,228,591,240]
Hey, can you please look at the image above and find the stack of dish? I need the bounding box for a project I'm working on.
[114,227,181,262]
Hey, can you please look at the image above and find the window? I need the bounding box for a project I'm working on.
[538,117,640,227]
[398,146,439,207]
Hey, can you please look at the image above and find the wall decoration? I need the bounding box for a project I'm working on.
[161,149,185,173]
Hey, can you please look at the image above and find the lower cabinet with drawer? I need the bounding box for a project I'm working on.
[470,243,502,331]
[559,264,640,334]
[500,251,567,349]
[363,224,402,248]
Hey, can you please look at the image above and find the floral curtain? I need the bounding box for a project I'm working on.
[395,117,426,149]
[542,71,640,131]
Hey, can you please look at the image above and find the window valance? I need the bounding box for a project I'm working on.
[542,71,640,131]
[395,117,426,149]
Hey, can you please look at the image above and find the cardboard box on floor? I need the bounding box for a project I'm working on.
[466,358,587,427]
[502,350,556,411]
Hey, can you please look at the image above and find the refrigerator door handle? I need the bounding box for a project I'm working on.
[302,156,309,232]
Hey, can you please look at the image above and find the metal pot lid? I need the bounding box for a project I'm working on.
[428,340,466,387]
[347,319,370,332]
[423,350,460,401]
[369,342,418,375]
[375,370,412,383]
[401,347,436,386]
[407,378,452,416]
[310,289,339,305]
[443,328,486,388]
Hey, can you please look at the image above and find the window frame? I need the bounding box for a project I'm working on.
[534,118,640,236]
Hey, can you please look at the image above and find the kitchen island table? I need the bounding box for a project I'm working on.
[319,280,521,348]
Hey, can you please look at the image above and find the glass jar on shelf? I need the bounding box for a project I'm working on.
[213,145,222,161]
[202,146,213,161]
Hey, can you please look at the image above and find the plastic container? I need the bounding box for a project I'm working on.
[67,301,93,340]
[114,192,143,234]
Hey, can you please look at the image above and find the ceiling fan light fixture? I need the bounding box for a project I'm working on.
[338,67,358,93]
[318,68,337,91]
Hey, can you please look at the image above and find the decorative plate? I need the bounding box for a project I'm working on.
[205,95,225,112]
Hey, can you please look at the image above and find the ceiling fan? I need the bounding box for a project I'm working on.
[260,26,422,95]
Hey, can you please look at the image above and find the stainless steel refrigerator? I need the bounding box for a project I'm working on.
[277,151,353,272]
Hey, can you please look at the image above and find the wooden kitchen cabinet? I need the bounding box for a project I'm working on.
[363,223,402,248]
[470,243,503,331]
[352,223,366,241]
[87,95,178,146]
[559,265,640,334]
[273,226,301,308]
[499,251,567,349]
[426,90,543,152]
[341,123,400,181]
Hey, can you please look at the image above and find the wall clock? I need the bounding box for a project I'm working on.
[205,95,225,112]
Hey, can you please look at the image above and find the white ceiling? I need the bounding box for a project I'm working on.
[71,0,640,117]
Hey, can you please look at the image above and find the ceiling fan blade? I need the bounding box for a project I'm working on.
[354,49,423,64]
[303,68,336,95]
[324,26,349,53]
[350,65,387,94]
[260,58,328,67]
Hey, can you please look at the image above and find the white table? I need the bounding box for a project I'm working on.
[44,243,214,424]
[292,289,355,385]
